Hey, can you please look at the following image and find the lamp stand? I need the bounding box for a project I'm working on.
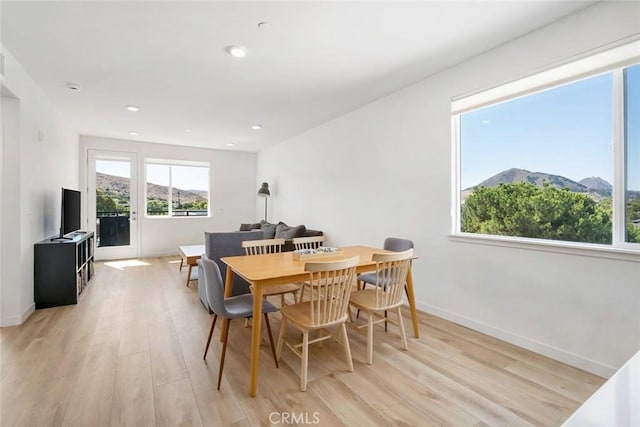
[263,198,268,222]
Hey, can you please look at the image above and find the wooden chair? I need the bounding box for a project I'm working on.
[200,257,279,390]
[357,237,414,330]
[242,238,300,306]
[276,257,359,391]
[292,235,327,302]
[348,249,413,365]
[292,235,326,250]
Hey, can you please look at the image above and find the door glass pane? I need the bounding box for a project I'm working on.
[146,164,169,216]
[625,64,640,243]
[96,160,131,247]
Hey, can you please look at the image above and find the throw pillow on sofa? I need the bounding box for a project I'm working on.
[239,222,262,231]
[260,221,278,239]
[275,223,306,239]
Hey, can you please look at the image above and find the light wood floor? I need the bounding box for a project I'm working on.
[1,257,604,426]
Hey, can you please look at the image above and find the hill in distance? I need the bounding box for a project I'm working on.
[97,172,207,204]
[462,168,612,201]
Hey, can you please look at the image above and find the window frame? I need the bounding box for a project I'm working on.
[451,39,640,257]
[144,158,211,219]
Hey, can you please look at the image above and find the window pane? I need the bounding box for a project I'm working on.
[460,73,613,244]
[170,165,209,217]
[625,64,640,243]
[146,164,169,216]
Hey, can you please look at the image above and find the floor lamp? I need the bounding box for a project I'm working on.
[257,182,270,222]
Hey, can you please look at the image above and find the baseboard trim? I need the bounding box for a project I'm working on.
[1,303,35,326]
[416,301,617,379]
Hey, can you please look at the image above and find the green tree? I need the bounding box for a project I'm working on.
[461,182,612,244]
[147,198,168,215]
[96,189,117,214]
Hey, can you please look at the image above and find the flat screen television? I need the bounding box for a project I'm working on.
[60,188,81,238]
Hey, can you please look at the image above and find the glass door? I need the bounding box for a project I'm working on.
[87,150,138,260]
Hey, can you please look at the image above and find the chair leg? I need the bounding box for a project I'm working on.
[217,318,231,390]
[340,323,354,372]
[203,314,218,360]
[397,307,408,350]
[264,313,279,369]
[367,312,374,365]
[298,285,305,303]
[356,282,367,319]
[276,316,288,360]
[280,294,286,307]
[301,331,309,392]
[384,310,388,332]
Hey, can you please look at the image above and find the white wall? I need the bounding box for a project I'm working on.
[0,48,79,326]
[257,1,640,377]
[80,135,257,258]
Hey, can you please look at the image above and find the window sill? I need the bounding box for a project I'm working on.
[144,215,211,220]
[449,233,640,263]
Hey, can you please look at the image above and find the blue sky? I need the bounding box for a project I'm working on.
[460,67,639,190]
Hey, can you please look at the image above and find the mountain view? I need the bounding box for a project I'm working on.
[460,167,640,244]
[462,168,620,202]
[96,172,208,214]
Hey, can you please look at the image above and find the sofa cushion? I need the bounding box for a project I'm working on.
[260,222,278,239]
[239,222,263,231]
[275,223,306,239]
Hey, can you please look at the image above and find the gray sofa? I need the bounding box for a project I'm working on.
[198,225,323,310]
[238,220,323,251]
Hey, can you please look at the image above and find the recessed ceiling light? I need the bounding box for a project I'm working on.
[129,131,139,136]
[66,83,81,92]
[226,143,234,147]
[258,22,268,29]
[185,128,192,133]
[251,124,262,130]
[126,105,140,112]
[225,45,247,58]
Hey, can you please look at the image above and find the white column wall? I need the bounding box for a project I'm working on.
[257,1,640,377]
[80,135,257,258]
[1,48,79,326]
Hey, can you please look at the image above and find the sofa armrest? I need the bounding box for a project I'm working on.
[204,230,264,295]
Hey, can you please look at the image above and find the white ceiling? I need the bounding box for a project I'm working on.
[1,1,594,152]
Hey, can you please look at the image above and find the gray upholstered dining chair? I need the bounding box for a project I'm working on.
[358,238,414,288]
[357,237,414,330]
[200,256,279,390]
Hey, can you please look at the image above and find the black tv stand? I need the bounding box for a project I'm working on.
[35,232,95,308]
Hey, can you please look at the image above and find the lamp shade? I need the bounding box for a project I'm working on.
[257,182,270,198]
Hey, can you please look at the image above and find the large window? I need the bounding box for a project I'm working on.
[145,160,209,217]
[454,46,640,249]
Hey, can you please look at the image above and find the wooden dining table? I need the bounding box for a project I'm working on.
[221,245,420,396]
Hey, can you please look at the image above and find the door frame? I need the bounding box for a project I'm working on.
[87,149,139,260]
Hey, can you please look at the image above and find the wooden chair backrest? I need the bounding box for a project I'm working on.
[304,257,358,327]
[292,235,326,250]
[242,238,285,256]
[370,249,413,309]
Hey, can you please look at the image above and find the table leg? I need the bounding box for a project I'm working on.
[179,257,184,271]
[220,267,235,342]
[405,267,419,338]
[185,264,193,287]
[249,283,263,397]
